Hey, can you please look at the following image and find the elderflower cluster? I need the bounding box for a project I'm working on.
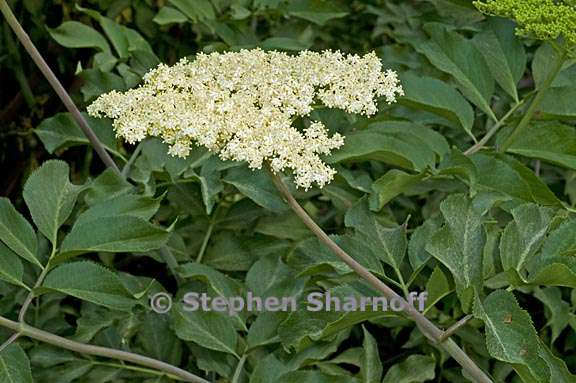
[87,49,403,189]
[474,0,576,45]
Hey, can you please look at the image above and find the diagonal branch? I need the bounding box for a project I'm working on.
[0,0,120,176]
[267,168,493,383]
[0,315,209,383]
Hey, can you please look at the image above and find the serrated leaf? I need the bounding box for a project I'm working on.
[178,263,241,298]
[371,169,426,210]
[75,194,161,226]
[528,220,576,288]
[277,370,352,383]
[472,18,526,102]
[35,112,120,157]
[0,242,25,288]
[399,73,475,137]
[534,287,570,343]
[328,121,447,171]
[139,313,183,365]
[381,354,436,383]
[80,69,126,102]
[470,153,563,207]
[505,122,576,169]
[500,203,555,274]
[173,304,239,357]
[59,216,170,261]
[424,266,452,313]
[41,261,137,311]
[473,290,575,383]
[417,23,496,121]
[84,168,132,206]
[23,160,83,245]
[250,353,291,383]
[224,166,287,213]
[0,344,33,383]
[48,21,110,53]
[361,326,382,383]
[0,198,40,267]
[540,87,576,118]
[345,199,407,276]
[425,194,485,311]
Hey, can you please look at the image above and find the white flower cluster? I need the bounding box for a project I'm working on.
[87,49,403,189]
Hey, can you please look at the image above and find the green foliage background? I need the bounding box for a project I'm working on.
[0,0,576,382]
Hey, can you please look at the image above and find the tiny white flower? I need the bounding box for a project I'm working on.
[87,49,403,189]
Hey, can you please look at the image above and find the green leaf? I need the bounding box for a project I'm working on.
[224,166,288,213]
[472,19,526,102]
[80,69,126,102]
[505,122,576,169]
[250,353,291,383]
[35,112,120,157]
[93,51,117,71]
[260,37,312,51]
[408,218,440,270]
[287,0,348,25]
[23,160,83,245]
[169,0,216,21]
[0,242,25,288]
[0,198,40,267]
[399,73,475,137]
[425,194,485,311]
[528,220,576,288]
[424,266,452,313]
[371,169,426,210]
[255,213,310,241]
[294,234,384,275]
[277,371,352,383]
[59,216,170,261]
[500,203,555,274]
[204,232,255,271]
[42,261,137,311]
[529,263,576,288]
[473,290,576,383]
[534,287,570,343]
[153,7,188,25]
[178,263,242,298]
[532,44,575,90]
[48,21,110,53]
[0,344,33,383]
[75,194,161,226]
[345,199,407,275]
[361,326,382,383]
[381,355,436,383]
[139,313,183,365]
[417,23,496,121]
[328,121,447,171]
[83,169,132,206]
[470,153,563,207]
[539,87,576,118]
[173,303,239,357]
[99,17,129,59]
